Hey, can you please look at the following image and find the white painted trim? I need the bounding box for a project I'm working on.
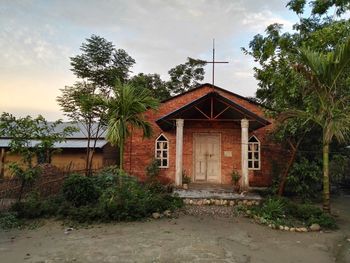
[241,119,249,191]
[248,135,261,170]
[175,119,184,186]
[155,134,169,168]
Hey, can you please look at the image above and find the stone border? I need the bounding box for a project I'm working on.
[250,214,321,232]
[183,198,260,206]
[183,198,321,232]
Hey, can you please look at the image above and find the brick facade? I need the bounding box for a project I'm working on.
[123,84,285,187]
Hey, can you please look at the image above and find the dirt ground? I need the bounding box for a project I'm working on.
[0,195,349,263]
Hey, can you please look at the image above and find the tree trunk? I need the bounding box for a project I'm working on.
[0,148,5,178]
[278,147,297,196]
[322,139,331,213]
[85,121,92,176]
[119,141,124,171]
[18,180,25,202]
[278,139,302,196]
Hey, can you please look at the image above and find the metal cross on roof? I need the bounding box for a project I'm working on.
[204,39,229,88]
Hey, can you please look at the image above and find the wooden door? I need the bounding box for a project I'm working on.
[194,134,221,182]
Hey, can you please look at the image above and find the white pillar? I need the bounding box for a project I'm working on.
[241,119,249,191]
[175,119,184,186]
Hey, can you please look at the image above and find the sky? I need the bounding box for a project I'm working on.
[0,0,299,120]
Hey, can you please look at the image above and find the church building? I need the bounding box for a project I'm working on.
[123,83,284,189]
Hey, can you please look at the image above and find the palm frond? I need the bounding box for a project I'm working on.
[104,81,159,149]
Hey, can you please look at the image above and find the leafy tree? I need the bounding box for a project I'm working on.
[167,57,207,94]
[59,35,136,174]
[281,38,350,212]
[129,73,171,101]
[288,0,350,16]
[243,0,350,200]
[57,82,106,175]
[103,82,159,170]
[70,34,135,90]
[0,113,75,200]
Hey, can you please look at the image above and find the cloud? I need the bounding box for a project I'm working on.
[0,0,296,118]
[0,22,71,69]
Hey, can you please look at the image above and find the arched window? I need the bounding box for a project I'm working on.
[155,134,169,168]
[248,135,260,170]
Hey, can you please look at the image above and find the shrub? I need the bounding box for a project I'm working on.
[0,212,23,229]
[99,178,183,221]
[9,169,183,223]
[330,154,350,190]
[250,197,337,229]
[11,192,63,219]
[146,158,160,179]
[258,197,285,221]
[60,205,104,223]
[62,174,99,207]
[285,157,322,200]
[11,192,44,218]
[308,213,337,229]
[93,165,125,189]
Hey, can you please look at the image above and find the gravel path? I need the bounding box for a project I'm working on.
[178,205,239,218]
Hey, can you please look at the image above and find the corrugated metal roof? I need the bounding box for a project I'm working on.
[0,138,108,149]
[0,122,107,139]
[0,122,109,149]
[48,122,107,139]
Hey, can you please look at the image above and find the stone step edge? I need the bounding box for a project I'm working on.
[183,198,260,206]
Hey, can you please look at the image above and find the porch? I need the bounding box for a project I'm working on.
[156,90,271,190]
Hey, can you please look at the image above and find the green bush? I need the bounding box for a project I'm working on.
[250,197,337,229]
[259,197,285,221]
[98,174,183,221]
[11,192,63,219]
[62,174,100,207]
[9,168,183,223]
[308,213,337,229]
[93,165,126,189]
[99,178,182,221]
[146,158,160,179]
[59,204,104,223]
[0,212,23,229]
[285,157,322,200]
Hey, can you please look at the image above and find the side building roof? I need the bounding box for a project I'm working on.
[0,122,108,149]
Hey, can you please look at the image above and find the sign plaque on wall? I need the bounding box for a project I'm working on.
[224,151,232,157]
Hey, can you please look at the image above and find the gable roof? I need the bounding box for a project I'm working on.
[162,83,262,106]
[156,91,270,131]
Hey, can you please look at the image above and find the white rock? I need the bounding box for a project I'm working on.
[309,223,321,231]
[300,227,308,232]
[152,212,161,219]
[163,210,171,217]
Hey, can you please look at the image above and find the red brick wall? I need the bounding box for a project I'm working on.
[123,84,285,187]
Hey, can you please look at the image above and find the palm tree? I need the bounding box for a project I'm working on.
[105,82,159,170]
[281,37,350,213]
